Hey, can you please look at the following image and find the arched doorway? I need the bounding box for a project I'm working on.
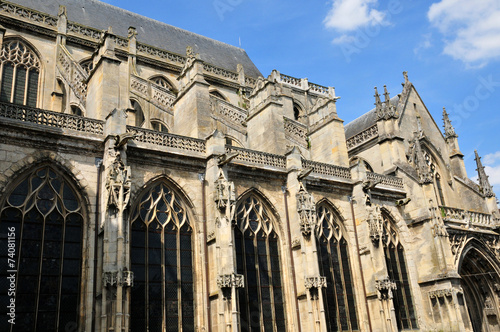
[459,245,500,332]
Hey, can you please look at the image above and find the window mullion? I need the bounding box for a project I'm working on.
[55,214,67,330]
[177,223,182,331]
[10,64,16,103]
[145,222,150,331]
[265,236,277,332]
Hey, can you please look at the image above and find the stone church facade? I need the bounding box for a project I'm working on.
[0,0,499,331]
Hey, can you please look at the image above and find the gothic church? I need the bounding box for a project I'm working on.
[0,0,499,331]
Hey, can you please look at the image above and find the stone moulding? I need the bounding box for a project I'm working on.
[346,124,379,150]
[217,273,244,289]
[428,288,455,299]
[0,102,104,135]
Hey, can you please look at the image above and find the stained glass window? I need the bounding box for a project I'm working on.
[381,213,418,330]
[234,194,286,332]
[0,165,84,331]
[130,182,194,332]
[0,40,40,107]
[316,203,358,331]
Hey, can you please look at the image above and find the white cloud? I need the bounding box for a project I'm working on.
[324,0,386,32]
[414,33,433,55]
[483,151,500,165]
[428,0,500,66]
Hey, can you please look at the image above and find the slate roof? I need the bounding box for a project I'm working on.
[13,0,262,78]
[344,95,399,139]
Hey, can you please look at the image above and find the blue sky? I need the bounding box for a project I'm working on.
[101,0,500,199]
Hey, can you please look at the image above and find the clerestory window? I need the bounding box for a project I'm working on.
[0,40,40,107]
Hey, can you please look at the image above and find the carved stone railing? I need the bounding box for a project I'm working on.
[127,126,206,154]
[302,159,352,180]
[0,102,104,135]
[284,117,307,147]
[309,82,329,95]
[225,146,286,170]
[130,75,176,110]
[440,206,496,227]
[203,63,239,81]
[210,96,247,128]
[0,1,57,27]
[367,172,404,189]
[56,45,88,105]
[346,124,378,150]
[67,21,102,41]
[279,73,302,88]
[245,76,256,87]
[136,42,186,65]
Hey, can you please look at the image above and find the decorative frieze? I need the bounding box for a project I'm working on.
[375,277,397,300]
[203,62,238,81]
[296,183,316,236]
[305,276,327,289]
[136,42,186,65]
[217,273,244,289]
[0,1,57,27]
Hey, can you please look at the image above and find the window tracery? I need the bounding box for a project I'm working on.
[316,203,358,331]
[130,182,194,332]
[381,212,418,330]
[0,39,40,107]
[0,165,84,331]
[234,194,286,331]
[151,76,174,92]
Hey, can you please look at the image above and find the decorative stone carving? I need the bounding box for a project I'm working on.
[291,237,301,249]
[305,276,327,289]
[103,270,134,288]
[428,288,454,298]
[430,206,448,238]
[374,85,399,120]
[484,296,497,316]
[180,45,198,77]
[407,133,433,184]
[103,271,118,287]
[367,205,385,246]
[207,231,215,242]
[375,277,397,300]
[217,273,244,289]
[475,150,495,198]
[214,171,236,228]
[442,107,457,139]
[296,183,316,236]
[106,150,131,211]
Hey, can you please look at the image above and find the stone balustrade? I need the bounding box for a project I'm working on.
[440,206,495,227]
[0,102,104,135]
[271,70,335,97]
[284,117,307,147]
[210,96,247,128]
[302,159,351,180]
[367,172,404,189]
[127,126,206,154]
[56,45,88,104]
[346,124,378,150]
[225,146,286,170]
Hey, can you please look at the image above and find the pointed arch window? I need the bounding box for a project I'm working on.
[130,182,194,332]
[234,194,286,331]
[0,165,84,331]
[0,39,41,107]
[316,203,358,331]
[381,213,418,330]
